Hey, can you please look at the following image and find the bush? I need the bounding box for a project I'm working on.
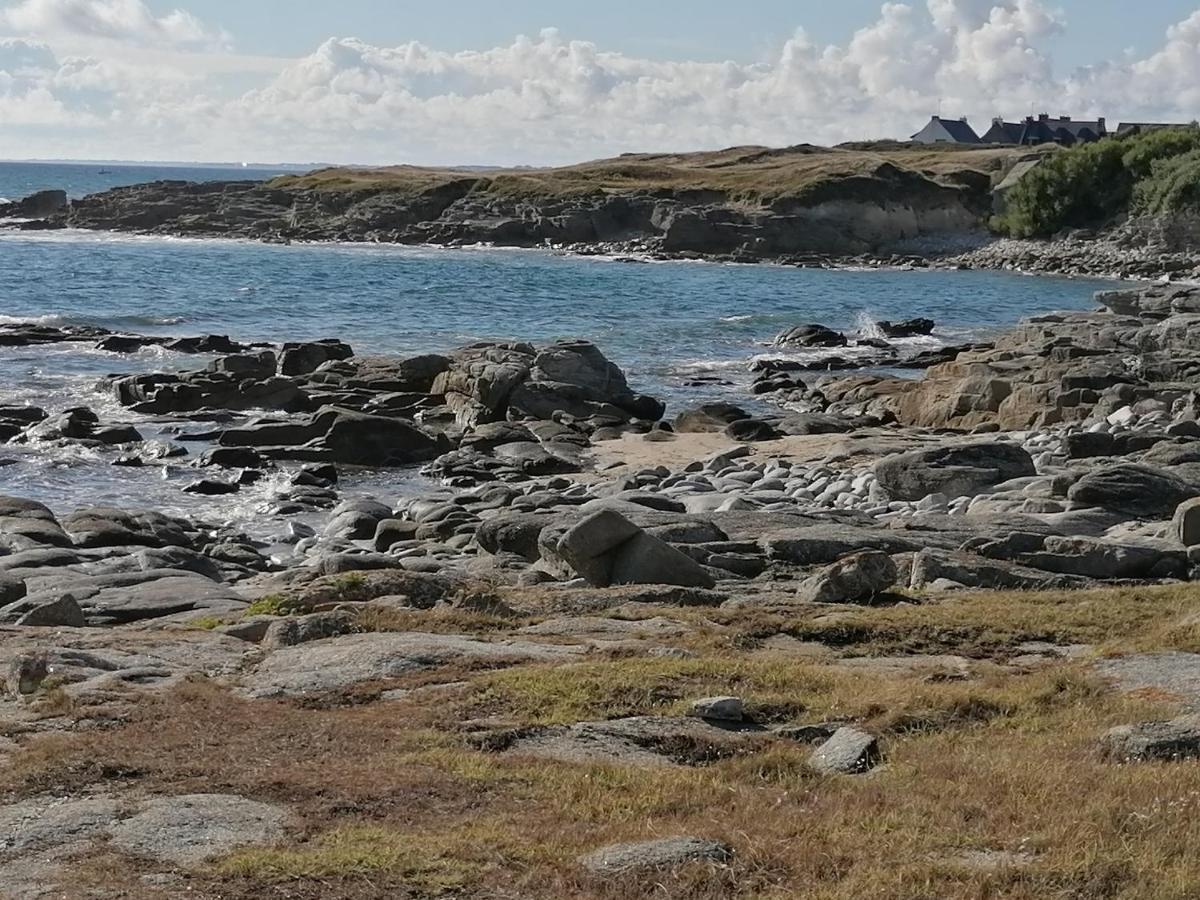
[995,126,1200,237]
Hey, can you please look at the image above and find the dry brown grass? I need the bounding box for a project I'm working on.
[6,579,1200,898]
[270,143,1028,204]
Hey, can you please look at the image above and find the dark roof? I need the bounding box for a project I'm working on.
[981,121,1024,144]
[935,117,981,144]
[911,116,980,144]
[982,115,1106,145]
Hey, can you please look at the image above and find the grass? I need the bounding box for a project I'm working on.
[269,143,1025,205]
[702,582,1200,658]
[6,580,1200,898]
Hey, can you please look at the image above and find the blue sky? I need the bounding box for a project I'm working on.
[2,0,1200,164]
[144,0,1200,70]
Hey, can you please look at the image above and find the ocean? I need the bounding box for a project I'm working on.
[0,160,298,202]
[0,161,1116,534]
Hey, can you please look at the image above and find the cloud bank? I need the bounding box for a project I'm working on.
[1,0,1199,165]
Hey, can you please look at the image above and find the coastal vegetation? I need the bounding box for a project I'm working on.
[995,126,1200,238]
[269,143,1021,204]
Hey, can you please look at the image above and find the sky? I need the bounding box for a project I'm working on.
[1,0,1199,166]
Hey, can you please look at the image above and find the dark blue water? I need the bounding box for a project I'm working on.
[0,162,1116,529]
[0,161,298,201]
[0,230,1111,396]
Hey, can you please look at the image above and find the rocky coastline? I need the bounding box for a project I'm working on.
[4,177,1199,283]
[0,278,1196,631]
[7,279,1200,891]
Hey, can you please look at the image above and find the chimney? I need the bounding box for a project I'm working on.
[960,116,969,123]
[993,117,1004,125]
[1038,113,1050,122]
[1060,115,1071,122]
[1098,117,1107,133]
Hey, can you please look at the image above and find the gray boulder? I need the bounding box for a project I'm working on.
[808,727,881,775]
[875,443,1035,501]
[797,550,898,604]
[1101,716,1200,762]
[1068,464,1200,519]
[262,611,358,650]
[1175,498,1200,546]
[579,837,733,876]
[15,594,85,627]
[551,510,716,589]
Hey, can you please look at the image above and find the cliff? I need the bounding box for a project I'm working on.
[34,143,1026,258]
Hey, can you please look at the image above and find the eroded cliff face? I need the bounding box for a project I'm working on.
[46,159,990,258]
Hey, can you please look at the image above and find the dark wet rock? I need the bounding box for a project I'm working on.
[875,442,1036,501]
[279,339,354,376]
[877,317,935,338]
[25,407,98,441]
[797,551,898,604]
[1068,464,1200,519]
[183,479,239,496]
[725,419,783,442]
[579,837,733,876]
[209,350,277,379]
[1101,716,1200,762]
[775,323,847,348]
[205,444,266,471]
[320,408,443,466]
[92,425,144,445]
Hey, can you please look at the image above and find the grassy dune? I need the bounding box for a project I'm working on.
[270,143,1029,203]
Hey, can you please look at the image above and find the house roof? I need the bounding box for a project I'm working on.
[933,117,981,144]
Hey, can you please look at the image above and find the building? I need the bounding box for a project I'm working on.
[981,114,1107,146]
[910,116,981,145]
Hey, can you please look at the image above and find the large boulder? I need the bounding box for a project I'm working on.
[797,551,898,604]
[550,510,715,589]
[775,324,847,348]
[319,408,441,467]
[1067,465,1200,519]
[278,339,353,376]
[874,442,1036,501]
[1101,716,1200,762]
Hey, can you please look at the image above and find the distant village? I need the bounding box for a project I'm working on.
[911,114,1196,146]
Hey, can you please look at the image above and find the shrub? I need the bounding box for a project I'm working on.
[995,126,1200,237]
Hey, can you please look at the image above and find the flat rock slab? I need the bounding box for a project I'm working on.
[486,715,771,767]
[1095,653,1200,709]
[1100,716,1200,762]
[0,793,287,892]
[0,627,254,704]
[107,794,288,866]
[579,836,733,875]
[245,631,584,698]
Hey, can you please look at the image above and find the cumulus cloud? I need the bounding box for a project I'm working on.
[0,0,226,49]
[1,0,1200,164]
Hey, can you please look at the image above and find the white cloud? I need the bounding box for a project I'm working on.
[1,0,1200,164]
[0,0,226,49]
